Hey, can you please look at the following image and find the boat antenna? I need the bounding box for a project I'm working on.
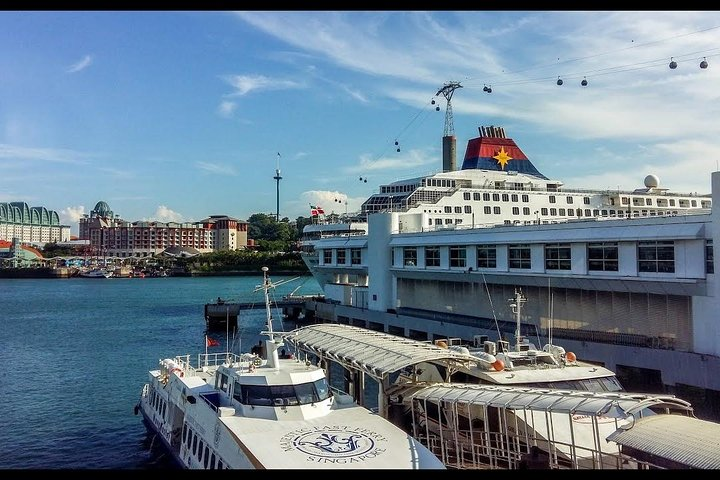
[255,266,284,369]
[508,288,526,352]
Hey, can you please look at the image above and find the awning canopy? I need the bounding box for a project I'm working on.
[406,383,693,417]
[606,415,720,469]
[282,323,473,381]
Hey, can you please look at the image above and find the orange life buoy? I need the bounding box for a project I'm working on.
[170,367,184,378]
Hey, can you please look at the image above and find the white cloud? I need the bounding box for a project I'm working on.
[222,74,303,97]
[151,205,184,223]
[195,161,237,175]
[60,205,85,226]
[66,54,93,73]
[348,148,437,174]
[0,143,91,165]
[341,85,369,103]
[217,100,237,118]
[97,167,134,179]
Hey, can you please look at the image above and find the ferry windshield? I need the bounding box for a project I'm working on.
[234,378,331,407]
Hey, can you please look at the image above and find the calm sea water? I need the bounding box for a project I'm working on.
[0,274,321,469]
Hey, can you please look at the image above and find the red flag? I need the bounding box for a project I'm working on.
[206,336,220,347]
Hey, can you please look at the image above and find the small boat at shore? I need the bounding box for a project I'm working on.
[79,268,113,278]
[135,266,445,469]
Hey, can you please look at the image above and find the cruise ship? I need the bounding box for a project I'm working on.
[299,123,720,420]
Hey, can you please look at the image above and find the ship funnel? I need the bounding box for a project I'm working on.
[479,125,507,139]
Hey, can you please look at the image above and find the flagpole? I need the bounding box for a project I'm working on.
[204,334,208,366]
[226,306,230,362]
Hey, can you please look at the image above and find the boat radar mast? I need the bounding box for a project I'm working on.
[509,289,527,352]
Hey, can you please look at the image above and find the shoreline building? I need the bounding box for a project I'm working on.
[0,202,70,244]
[79,201,249,260]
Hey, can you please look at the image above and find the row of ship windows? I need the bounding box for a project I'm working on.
[322,241,715,274]
[182,423,227,469]
[402,242,714,274]
[460,191,708,208]
[430,206,687,218]
[149,385,228,469]
[149,388,167,420]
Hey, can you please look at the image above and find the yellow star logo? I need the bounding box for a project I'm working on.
[493,146,513,169]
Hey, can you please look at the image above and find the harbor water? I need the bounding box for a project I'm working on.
[0,274,321,469]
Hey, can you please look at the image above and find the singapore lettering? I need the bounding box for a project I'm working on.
[280,425,388,464]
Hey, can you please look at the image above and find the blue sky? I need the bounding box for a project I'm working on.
[1,11,719,235]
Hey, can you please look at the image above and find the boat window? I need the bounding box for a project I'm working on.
[204,446,210,468]
[210,453,216,470]
[182,423,187,444]
[605,376,624,392]
[271,385,300,406]
[232,382,243,403]
[192,433,198,455]
[295,382,317,404]
[215,373,229,392]
[313,378,331,401]
[217,460,223,469]
[239,380,331,406]
[198,439,204,461]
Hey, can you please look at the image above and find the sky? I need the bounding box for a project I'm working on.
[1,11,719,235]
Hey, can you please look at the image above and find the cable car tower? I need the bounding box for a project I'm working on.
[436,81,462,172]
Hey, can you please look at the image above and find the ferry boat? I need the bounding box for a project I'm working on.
[300,218,368,288]
[134,267,445,469]
[404,289,622,392]
[79,268,113,278]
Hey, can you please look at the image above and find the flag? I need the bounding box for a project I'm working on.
[310,204,325,215]
[206,336,220,347]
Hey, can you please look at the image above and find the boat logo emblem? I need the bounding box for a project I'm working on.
[294,431,373,457]
[282,427,387,461]
[493,146,513,170]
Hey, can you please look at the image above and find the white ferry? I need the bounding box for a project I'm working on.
[404,289,623,392]
[135,267,444,469]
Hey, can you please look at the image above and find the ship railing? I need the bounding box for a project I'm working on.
[171,353,243,375]
[419,427,638,470]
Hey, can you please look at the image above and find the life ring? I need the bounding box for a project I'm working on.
[170,367,184,378]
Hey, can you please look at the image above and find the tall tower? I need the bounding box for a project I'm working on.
[436,81,462,172]
[273,153,282,222]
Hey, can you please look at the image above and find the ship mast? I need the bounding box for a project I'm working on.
[258,266,283,369]
[509,289,527,352]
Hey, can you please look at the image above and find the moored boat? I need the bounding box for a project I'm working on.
[135,266,445,469]
[79,268,113,278]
